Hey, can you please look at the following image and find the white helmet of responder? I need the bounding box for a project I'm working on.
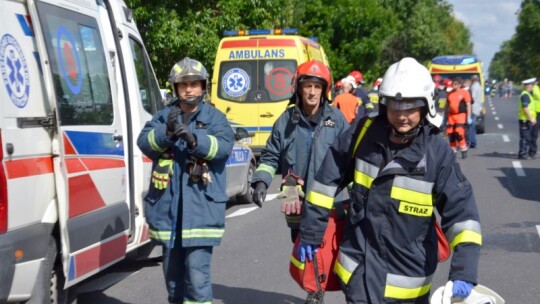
[430,281,505,304]
[169,57,209,105]
[379,57,442,128]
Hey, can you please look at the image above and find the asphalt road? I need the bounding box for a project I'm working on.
[77,94,540,303]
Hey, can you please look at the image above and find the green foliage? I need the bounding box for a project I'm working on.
[490,0,540,81]
[126,0,474,87]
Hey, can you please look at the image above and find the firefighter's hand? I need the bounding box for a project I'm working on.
[252,182,267,207]
[278,186,304,215]
[174,123,196,148]
[298,242,318,262]
[167,107,181,136]
[452,280,473,298]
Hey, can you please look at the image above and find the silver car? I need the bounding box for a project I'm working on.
[225,127,256,204]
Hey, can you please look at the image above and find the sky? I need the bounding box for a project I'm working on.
[446,0,522,76]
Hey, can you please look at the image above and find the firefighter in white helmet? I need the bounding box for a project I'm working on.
[299,57,482,303]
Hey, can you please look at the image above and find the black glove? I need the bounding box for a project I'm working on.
[167,108,181,135]
[252,182,267,208]
[174,123,196,148]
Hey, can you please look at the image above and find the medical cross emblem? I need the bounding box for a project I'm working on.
[7,50,24,94]
[0,34,30,108]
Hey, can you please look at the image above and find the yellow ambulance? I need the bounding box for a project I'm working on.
[211,29,331,155]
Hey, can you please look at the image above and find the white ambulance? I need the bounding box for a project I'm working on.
[0,0,164,302]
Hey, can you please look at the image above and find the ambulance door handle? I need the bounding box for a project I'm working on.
[260,112,274,118]
[113,134,123,142]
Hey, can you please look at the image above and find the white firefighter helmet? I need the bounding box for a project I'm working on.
[379,57,442,128]
[430,281,505,304]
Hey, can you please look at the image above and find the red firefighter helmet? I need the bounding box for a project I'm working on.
[349,70,365,84]
[443,78,453,92]
[295,60,332,96]
[432,74,442,85]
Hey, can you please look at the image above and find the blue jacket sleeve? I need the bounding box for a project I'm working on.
[189,109,235,162]
[252,113,287,188]
[137,108,176,160]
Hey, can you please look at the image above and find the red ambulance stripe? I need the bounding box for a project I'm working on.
[68,174,106,218]
[63,134,77,155]
[222,40,258,48]
[5,157,53,179]
[65,158,86,174]
[81,158,125,171]
[74,234,128,278]
[140,223,150,243]
[143,156,152,163]
[258,39,296,47]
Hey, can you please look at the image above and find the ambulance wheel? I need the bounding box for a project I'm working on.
[26,238,77,304]
[236,161,255,205]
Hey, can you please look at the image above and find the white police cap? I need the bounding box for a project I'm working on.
[522,77,536,85]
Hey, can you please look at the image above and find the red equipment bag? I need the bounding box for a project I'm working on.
[289,210,343,292]
[435,220,450,262]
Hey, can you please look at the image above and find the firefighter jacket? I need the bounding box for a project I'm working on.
[137,101,235,248]
[300,115,482,302]
[252,101,349,227]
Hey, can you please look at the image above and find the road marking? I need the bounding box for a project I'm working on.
[492,111,497,115]
[498,124,504,129]
[537,225,540,239]
[512,161,526,176]
[265,193,278,201]
[502,135,510,142]
[494,116,499,121]
[226,206,259,218]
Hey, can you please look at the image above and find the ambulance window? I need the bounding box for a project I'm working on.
[36,2,113,126]
[129,37,163,115]
[218,60,295,103]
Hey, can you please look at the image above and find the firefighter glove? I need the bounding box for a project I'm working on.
[252,182,267,207]
[278,185,304,215]
[452,280,473,298]
[167,107,181,136]
[298,242,318,263]
[151,159,173,190]
[174,123,196,148]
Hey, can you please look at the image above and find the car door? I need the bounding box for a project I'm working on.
[30,0,129,286]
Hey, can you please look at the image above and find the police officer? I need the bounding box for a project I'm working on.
[299,57,482,303]
[251,60,349,303]
[137,57,235,304]
[518,77,537,159]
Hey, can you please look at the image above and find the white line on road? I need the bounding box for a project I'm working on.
[226,206,259,218]
[537,225,540,240]
[512,161,526,177]
[494,117,499,121]
[498,124,504,129]
[492,111,497,115]
[265,193,278,201]
[502,135,510,142]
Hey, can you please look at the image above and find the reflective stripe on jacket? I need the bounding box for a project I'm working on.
[300,115,482,302]
[137,102,235,248]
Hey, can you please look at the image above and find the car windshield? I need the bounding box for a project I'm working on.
[217,60,297,103]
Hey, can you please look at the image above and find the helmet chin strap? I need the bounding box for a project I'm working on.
[391,124,421,143]
[179,94,204,105]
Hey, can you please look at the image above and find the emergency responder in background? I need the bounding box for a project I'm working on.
[137,57,235,304]
[468,75,483,148]
[445,78,472,159]
[517,78,537,160]
[530,77,540,157]
[333,75,360,123]
[367,77,383,105]
[251,60,349,303]
[349,70,375,114]
[298,57,482,303]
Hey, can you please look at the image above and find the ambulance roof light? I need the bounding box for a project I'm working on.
[223,28,298,37]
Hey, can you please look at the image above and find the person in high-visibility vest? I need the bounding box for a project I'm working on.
[518,77,537,159]
[529,78,540,158]
[298,57,482,303]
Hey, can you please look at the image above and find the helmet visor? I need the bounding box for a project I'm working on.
[381,97,425,110]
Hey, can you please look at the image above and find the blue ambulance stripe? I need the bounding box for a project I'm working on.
[65,130,124,156]
[16,14,34,37]
[68,256,75,281]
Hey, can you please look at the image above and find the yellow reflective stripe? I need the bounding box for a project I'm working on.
[446,219,482,246]
[384,273,432,299]
[354,159,379,188]
[148,129,167,152]
[148,229,171,241]
[333,251,357,284]
[290,255,305,270]
[182,228,224,239]
[174,63,182,73]
[391,187,432,206]
[450,230,482,249]
[353,117,374,155]
[203,135,218,160]
[398,202,433,217]
[306,191,334,209]
[255,163,276,176]
[193,61,203,72]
